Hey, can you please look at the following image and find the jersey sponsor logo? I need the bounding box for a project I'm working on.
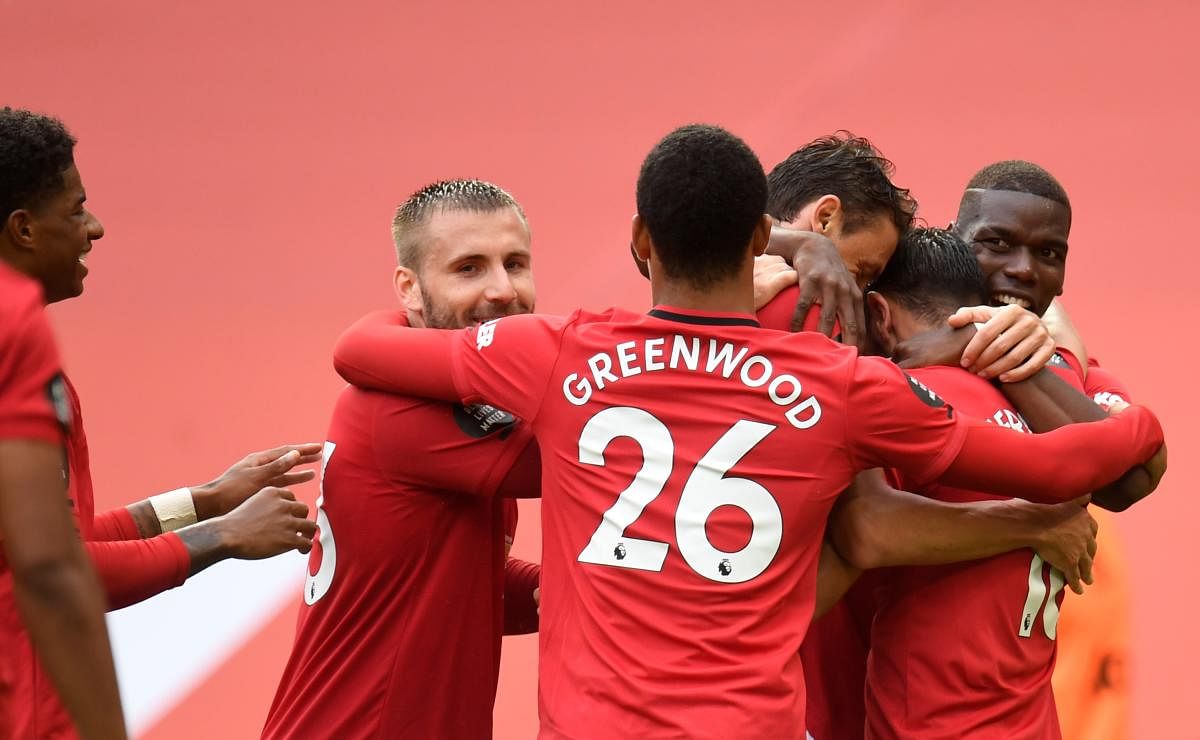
[476,319,500,350]
[903,373,954,418]
[453,403,517,438]
[45,373,72,431]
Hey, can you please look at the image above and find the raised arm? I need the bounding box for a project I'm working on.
[334,311,461,400]
[1000,369,1166,511]
[828,469,1098,593]
[87,487,316,610]
[92,444,321,542]
[939,408,1163,502]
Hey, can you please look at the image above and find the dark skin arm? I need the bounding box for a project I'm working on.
[175,487,316,576]
[763,226,866,347]
[823,469,1098,594]
[0,440,127,740]
[814,538,862,618]
[124,445,321,538]
[1001,369,1167,511]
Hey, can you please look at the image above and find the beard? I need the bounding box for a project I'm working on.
[419,284,532,330]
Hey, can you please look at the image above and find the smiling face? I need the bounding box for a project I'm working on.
[22,164,105,303]
[395,206,535,329]
[954,188,1070,318]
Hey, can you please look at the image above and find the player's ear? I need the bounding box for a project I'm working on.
[811,195,842,235]
[865,291,896,356]
[3,209,36,251]
[631,215,652,264]
[750,214,773,257]
[393,266,423,315]
[630,241,650,280]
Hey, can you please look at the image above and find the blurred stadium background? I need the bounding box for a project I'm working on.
[5,0,1198,736]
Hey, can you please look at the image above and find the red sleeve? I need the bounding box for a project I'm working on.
[371,398,538,498]
[756,285,800,331]
[333,311,459,401]
[939,406,1164,502]
[85,533,191,610]
[844,356,969,488]
[503,557,541,635]
[1045,347,1087,390]
[447,313,573,422]
[1085,358,1134,408]
[0,289,68,444]
[496,438,541,498]
[335,311,570,421]
[91,507,141,541]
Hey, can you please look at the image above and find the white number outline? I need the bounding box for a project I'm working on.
[1018,553,1066,639]
[576,406,782,583]
[303,441,337,605]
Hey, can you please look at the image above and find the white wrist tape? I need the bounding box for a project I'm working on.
[148,488,198,532]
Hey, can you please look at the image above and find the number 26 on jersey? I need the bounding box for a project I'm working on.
[576,406,782,584]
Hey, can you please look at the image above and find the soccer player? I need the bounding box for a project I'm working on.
[0,107,319,739]
[332,124,1162,738]
[950,161,1163,740]
[0,262,126,739]
[263,180,541,740]
[853,226,1152,738]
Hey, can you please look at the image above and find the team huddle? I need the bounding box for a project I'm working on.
[0,108,1168,740]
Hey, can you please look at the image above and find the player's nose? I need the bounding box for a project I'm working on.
[483,271,518,304]
[1003,247,1035,281]
[86,210,105,241]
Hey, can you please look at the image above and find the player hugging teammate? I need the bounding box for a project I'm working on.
[331,125,1165,739]
[0,107,1167,740]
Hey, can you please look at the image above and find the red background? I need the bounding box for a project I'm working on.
[5,1,1197,736]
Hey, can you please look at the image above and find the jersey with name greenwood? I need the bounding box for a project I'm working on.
[447,306,969,740]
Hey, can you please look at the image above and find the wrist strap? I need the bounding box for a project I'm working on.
[148,488,198,532]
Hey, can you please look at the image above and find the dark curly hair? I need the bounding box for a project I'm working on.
[868,227,984,323]
[766,132,915,234]
[962,160,1071,210]
[636,124,767,290]
[0,108,76,221]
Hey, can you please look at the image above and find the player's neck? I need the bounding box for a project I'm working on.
[650,273,756,316]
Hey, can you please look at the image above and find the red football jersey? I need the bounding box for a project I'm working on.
[0,263,66,447]
[262,387,538,740]
[864,364,1062,740]
[0,264,189,739]
[435,306,970,739]
[0,265,73,740]
[1083,358,1131,411]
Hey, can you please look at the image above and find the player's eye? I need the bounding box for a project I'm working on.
[975,237,1008,251]
[505,259,528,271]
[457,263,478,274]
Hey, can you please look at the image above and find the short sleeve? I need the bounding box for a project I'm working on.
[1085,358,1133,408]
[1045,347,1086,391]
[449,312,573,422]
[0,293,68,444]
[844,356,969,488]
